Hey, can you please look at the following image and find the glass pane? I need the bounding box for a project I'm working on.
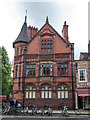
[40,68,42,76]
[41,44,43,47]
[41,49,43,53]
[47,64,49,67]
[49,87,51,90]
[45,86,48,90]
[65,87,68,90]
[47,40,49,44]
[30,65,32,68]
[33,91,35,98]
[47,44,49,47]
[41,91,44,98]
[58,87,61,90]
[33,65,35,68]
[50,48,52,53]
[58,91,61,98]
[61,86,64,90]
[26,69,29,77]
[45,91,48,98]
[41,40,43,44]
[42,88,44,90]
[29,91,32,98]
[49,91,51,98]
[50,64,52,67]
[65,91,68,98]
[47,49,49,53]
[44,49,46,53]
[26,92,28,98]
[61,91,64,98]
[30,86,32,90]
[50,40,52,43]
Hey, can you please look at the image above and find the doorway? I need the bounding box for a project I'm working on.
[78,96,83,109]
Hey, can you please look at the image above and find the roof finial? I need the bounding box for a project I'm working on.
[25,10,27,23]
[46,16,49,24]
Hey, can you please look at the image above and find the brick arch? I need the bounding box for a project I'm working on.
[25,83,36,89]
[39,82,53,89]
[56,82,71,90]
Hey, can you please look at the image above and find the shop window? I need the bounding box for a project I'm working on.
[26,86,35,98]
[78,69,87,82]
[40,63,53,76]
[26,64,35,77]
[41,85,52,98]
[57,64,68,76]
[58,86,68,99]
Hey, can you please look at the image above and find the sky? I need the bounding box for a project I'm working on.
[0,0,89,66]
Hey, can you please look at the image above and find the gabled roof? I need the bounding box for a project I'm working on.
[29,17,66,44]
[13,17,30,47]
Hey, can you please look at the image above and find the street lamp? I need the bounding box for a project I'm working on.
[66,42,75,110]
[22,46,27,110]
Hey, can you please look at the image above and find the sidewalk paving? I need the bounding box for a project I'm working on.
[27,109,90,115]
[52,109,90,115]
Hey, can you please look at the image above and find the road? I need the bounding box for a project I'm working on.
[1,115,90,120]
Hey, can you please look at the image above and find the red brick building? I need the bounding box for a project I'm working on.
[13,16,75,109]
[75,41,90,110]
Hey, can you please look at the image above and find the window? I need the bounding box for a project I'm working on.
[26,64,35,77]
[41,85,52,98]
[58,86,68,99]
[40,63,53,76]
[57,64,68,76]
[78,69,87,82]
[17,48,19,56]
[26,86,35,98]
[41,40,52,53]
[16,65,18,78]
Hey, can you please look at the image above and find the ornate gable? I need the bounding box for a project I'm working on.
[39,28,55,38]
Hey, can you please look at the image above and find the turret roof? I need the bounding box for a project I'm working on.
[13,17,30,47]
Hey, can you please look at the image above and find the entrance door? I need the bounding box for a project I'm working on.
[78,96,83,109]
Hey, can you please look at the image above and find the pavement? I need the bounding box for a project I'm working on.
[26,109,90,115]
[52,109,90,115]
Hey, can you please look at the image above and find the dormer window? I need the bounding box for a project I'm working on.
[41,39,53,54]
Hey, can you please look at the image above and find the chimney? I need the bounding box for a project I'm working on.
[62,21,68,42]
[28,26,38,38]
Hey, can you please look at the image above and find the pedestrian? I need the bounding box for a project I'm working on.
[13,97,17,113]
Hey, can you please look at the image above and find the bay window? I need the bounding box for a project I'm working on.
[57,64,68,76]
[40,63,53,76]
[26,64,35,77]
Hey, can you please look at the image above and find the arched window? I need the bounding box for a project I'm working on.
[25,86,35,99]
[41,85,52,98]
[57,85,68,99]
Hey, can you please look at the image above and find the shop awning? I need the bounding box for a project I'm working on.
[77,90,90,96]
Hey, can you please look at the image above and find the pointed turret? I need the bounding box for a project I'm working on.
[13,14,30,48]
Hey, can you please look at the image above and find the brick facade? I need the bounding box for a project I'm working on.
[13,17,75,109]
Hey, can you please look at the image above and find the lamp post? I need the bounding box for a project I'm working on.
[22,46,27,110]
[66,42,75,110]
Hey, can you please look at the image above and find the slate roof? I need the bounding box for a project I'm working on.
[80,52,88,60]
[13,20,30,47]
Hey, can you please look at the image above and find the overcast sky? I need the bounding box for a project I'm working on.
[0,0,89,64]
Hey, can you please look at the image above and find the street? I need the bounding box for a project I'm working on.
[1,115,90,120]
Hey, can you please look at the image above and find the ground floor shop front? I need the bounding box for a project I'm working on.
[75,89,90,110]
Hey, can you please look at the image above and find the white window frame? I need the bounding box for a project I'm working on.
[78,69,87,82]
